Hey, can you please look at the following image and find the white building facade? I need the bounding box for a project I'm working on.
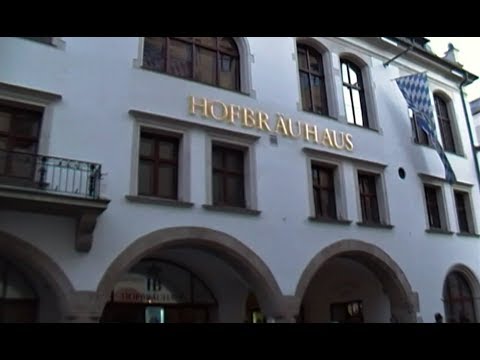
[0,36,479,323]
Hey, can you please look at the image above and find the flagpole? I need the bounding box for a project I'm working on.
[383,45,413,68]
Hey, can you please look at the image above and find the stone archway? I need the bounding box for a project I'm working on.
[95,226,287,322]
[0,230,75,322]
[296,239,419,323]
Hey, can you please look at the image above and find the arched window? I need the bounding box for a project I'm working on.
[409,108,430,146]
[443,271,476,323]
[340,59,368,127]
[434,94,457,153]
[297,44,328,116]
[143,37,240,92]
[0,259,38,323]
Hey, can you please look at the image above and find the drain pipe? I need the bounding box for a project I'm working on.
[458,72,480,191]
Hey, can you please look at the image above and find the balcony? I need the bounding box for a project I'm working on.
[0,149,110,252]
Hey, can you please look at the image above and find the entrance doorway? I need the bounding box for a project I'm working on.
[100,259,217,323]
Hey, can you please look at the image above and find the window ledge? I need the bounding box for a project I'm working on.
[125,195,194,208]
[308,216,352,225]
[300,110,338,122]
[456,232,480,238]
[356,222,394,229]
[346,122,380,133]
[202,204,261,216]
[425,228,454,235]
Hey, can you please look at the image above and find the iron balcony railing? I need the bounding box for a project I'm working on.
[0,149,102,199]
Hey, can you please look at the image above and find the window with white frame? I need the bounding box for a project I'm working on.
[128,111,191,204]
[453,189,475,234]
[422,182,449,232]
[354,166,390,226]
[205,132,258,211]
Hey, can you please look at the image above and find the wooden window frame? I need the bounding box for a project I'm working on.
[341,59,369,128]
[143,37,240,92]
[358,172,380,224]
[434,95,457,154]
[211,144,246,208]
[138,131,179,200]
[311,163,337,219]
[424,184,442,230]
[297,44,328,116]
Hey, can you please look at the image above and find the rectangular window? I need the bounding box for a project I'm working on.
[424,185,442,229]
[0,102,42,181]
[454,190,472,233]
[409,108,430,146]
[212,145,245,208]
[358,173,380,224]
[311,164,336,219]
[138,131,179,199]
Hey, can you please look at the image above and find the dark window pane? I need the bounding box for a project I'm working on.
[0,138,6,173]
[11,141,36,178]
[158,140,176,160]
[143,37,166,72]
[300,72,312,112]
[311,75,327,114]
[196,48,216,86]
[140,137,154,157]
[455,191,470,233]
[226,175,244,206]
[212,148,223,169]
[308,52,322,74]
[424,186,441,229]
[168,39,192,79]
[435,95,456,153]
[225,150,243,172]
[218,55,238,90]
[358,174,379,223]
[297,48,308,70]
[212,146,245,207]
[12,116,39,138]
[212,172,223,204]
[138,161,154,195]
[0,111,11,132]
[157,165,176,199]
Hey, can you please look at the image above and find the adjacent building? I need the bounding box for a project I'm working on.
[0,37,479,323]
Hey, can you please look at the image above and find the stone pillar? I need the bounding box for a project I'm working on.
[63,291,103,323]
[265,295,301,323]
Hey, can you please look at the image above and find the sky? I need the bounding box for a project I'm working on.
[427,37,480,102]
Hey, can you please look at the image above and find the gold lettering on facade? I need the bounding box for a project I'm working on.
[228,104,241,124]
[188,96,354,152]
[304,123,319,143]
[345,133,354,151]
[275,114,289,136]
[209,100,229,121]
[256,111,271,132]
[188,96,208,117]
[332,130,345,150]
[321,129,334,147]
[242,108,257,128]
[287,119,302,138]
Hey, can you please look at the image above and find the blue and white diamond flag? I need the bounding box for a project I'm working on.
[395,72,456,184]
